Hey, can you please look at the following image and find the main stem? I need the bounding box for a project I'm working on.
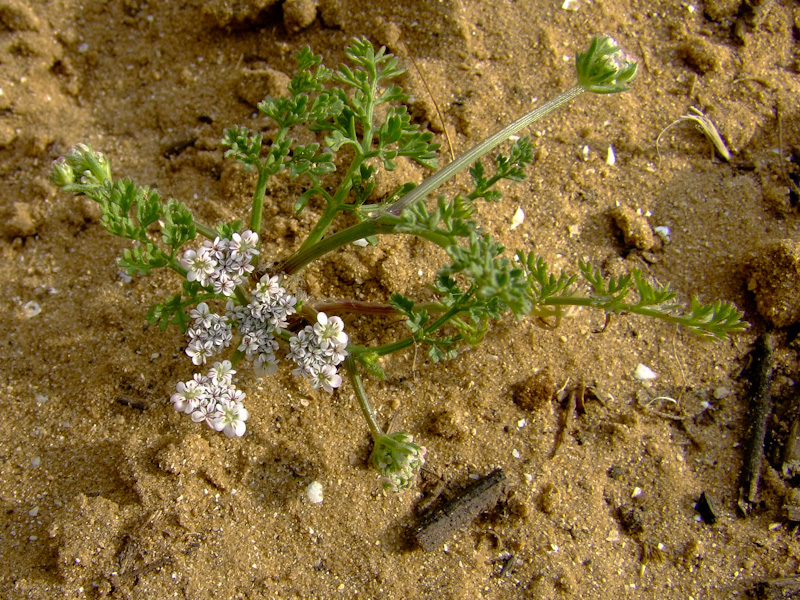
[278,84,588,276]
[384,84,586,216]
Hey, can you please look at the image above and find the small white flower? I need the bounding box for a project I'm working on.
[187,339,215,365]
[311,364,343,393]
[215,401,249,437]
[314,313,348,349]
[230,230,260,257]
[170,379,206,413]
[208,360,235,385]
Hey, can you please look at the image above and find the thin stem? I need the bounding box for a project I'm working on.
[249,166,272,237]
[349,301,466,358]
[312,299,446,316]
[344,355,384,440]
[384,84,587,216]
[194,221,218,240]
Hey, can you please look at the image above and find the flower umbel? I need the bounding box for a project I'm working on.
[372,432,426,491]
[170,360,249,437]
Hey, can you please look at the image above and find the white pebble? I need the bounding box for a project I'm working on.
[653,225,671,243]
[509,207,525,231]
[633,363,657,381]
[31,457,41,468]
[22,301,41,318]
[512,449,521,459]
[561,0,579,10]
[606,145,616,166]
[713,387,730,399]
[306,481,323,504]
[29,506,39,517]
[352,238,369,247]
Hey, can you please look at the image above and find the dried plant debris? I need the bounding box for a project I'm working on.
[738,332,776,513]
[782,418,800,478]
[695,491,721,525]
[657,106,732,164]
[748,240,800,328]
[414,468,507,551]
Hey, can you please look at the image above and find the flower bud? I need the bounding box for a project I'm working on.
[576,35,638,94]
[65,143,112,184]
[371,432,426,491]
[49,157,75,187]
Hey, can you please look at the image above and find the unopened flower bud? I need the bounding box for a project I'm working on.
[576,35,638,94]
[372,432,426,491]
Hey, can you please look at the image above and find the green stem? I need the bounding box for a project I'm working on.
[350,301,466,358]
[312,299,446,316]
[280,219,392,275]
[384,84,587,217]
[345,355,384,440]
[195,221,218,240]
[249,166,272,237]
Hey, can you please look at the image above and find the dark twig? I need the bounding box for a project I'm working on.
[414,468,506,551]
[738,332,775,513]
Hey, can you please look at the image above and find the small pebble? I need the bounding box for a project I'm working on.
[713,387,730,400]
[633,364,657,381]
[306,481,323,504]
[509,207,525,231]
[606,145,616,166]
[22,301,41,318]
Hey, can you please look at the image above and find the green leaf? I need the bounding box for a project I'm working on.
[161,199,196,250]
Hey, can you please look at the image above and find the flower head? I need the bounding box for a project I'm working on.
[576,35,638,94]
[169,361,249,437]
[371,432,426,491]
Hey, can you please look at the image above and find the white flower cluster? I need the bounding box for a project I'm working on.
[170,360,249,437]
[227,274,298,376]
[186,302,233,365]
[180,230,259,296]
[172,230,349,437]
[287,312,348,393]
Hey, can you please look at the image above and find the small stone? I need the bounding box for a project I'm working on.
[283,0,317,33]
[633,363,657,381]
[610,205,656,251]
[748,239,800,327]
[237,67,291,107]
[0,202,39,239]
[695,491,720,524]
[713,387,730,399]
[511,368,554,411]
[306,481,323,504]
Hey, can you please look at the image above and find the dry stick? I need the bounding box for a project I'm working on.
[552,387,578,457]
[398,41,456,162]
[415,468,507,551]
[739,332,776,512]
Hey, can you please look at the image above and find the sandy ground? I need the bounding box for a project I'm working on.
[2,0,800,598]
